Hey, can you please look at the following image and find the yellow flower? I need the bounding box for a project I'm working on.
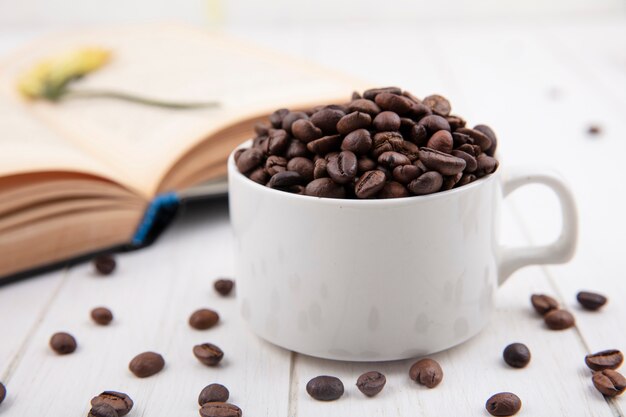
[17,47,111,100]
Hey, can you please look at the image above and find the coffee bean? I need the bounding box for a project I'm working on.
[310,108,345,134]
[409,102,432,119]
[544,309,575,330]
[189,309,220,330]
[408,171,443,195]
[214,279,234,296]
[91,307,114,326]
[485,392,522,416]
[446,115,466,130]
[378,151,411,169]
[287,157,314,182]
[441,172,463,191]
[306,376,344,401]
[313,159,328,179]
[193,343,224,367]
[456,127,492,151]
[426,130,453,153]
[233,148,245,163]
[305,178,346,198]
[587,124,602,137]
[0,382,6,406]
[417,114,451,134]
[592,369,626,397]
[265,155,287,176]
[474,124,498,156]
[50,332,77,355]
[129,352,165,377]
[352,91,362,100]
[452,131,473,147]
[356,371,386,397]
[91,391,134,416]
[455,173,476,188]
[198,384,230,405]
[457,143,478,156]
[355,170,387,198]
[419,148,466,175]
[409,358,443,388]
[307,134,342,155]
[281,111,308,134]
[503,343,531,368]
[393,164,422,184]
[585,349,624,371]
[363,86,402,100]
[577,291,607,311]
[254,122,270,136]
[347,99,381,116]
[423,94,451,116]
[378,181,410,199]
[285,140,309,159]
[341,129,372,155]
[326,151,358,184]
[373,111,401,131]
[476,154,499,176]
[252,135,268,149]
[236,148,264,174]
[451,150,477,172]
[269,108,289,128]
[199,402,242,417]
[93,255,116,275]
[291,119,322,143]
[372,131,404,158]
[408,124,429,146]
[337,111,372,134]
[267,171,303,189]
[88,403,118,417]
[264,129,289,155]
[530,294,559,315]
[248,168,268,184]
[374,93,413,115]
[357,156,377,174]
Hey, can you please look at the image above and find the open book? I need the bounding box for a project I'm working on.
[0,24,362,282]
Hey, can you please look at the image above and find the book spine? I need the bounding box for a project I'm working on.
[131,192,180,247]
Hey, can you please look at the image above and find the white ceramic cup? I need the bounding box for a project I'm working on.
[228,142,578,361]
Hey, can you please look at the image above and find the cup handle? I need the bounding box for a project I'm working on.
[498,166,578,284]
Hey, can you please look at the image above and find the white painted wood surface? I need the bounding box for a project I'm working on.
[1,17,625,416]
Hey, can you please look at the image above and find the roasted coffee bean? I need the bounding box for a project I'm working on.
[307,134,342,155]
[347,99,381,116]
[530,294,559,315]
[50,332,77,355]
[585,349,624,371]
[193,343,224,367]
[189,309,220,330]
[378,151,411,168]
[281,111,308,134]
[198,384,230,405]
[357,156,377,174]
[485,392,522,416]
[214,279,234,296]
[426,130,453,153]
[474,124,498,156]
[341,129,372,155]
[306,376,344,401]
[327,151,358,184]
[373,111,401,131]
[248,168,269,184]
[129,352,165,378]
[455,173,476,188]
[254,122,270,136]
[419,148,466,176]
[592,369,626,397]
[233,148,245,163]
[451,150,477,172]
[503,343,531,368]
[456,127,492,151]
[409,358,443,388]
[352,91,362,100]
[355,170,387,198]
[417,114,451,134]
[199,402,242,417]
[337,111,372,134]
[452,131,473,147]
[291,119,322,143]
[91,307,114,326]
[0,382,6,405]
[378,181,410,199]
[313,159,328,179]
[267,171,304,189]
[310,108,345,134]
[372,131,404,158]
[441,172,463,191]
[363,86,402,100]
[407,124,428,146]
[94,254,116,275]
[402,90,421,103]
[285,184,305,194]
[285,140,309,159]
[88,403,118,417]
[91,391,134,416]
[265,155,287,176]
[396,140,420,161]
[236,148,264,174]
[423,94,451,116]
[265,129,289,155]
[252,135,268,149]
[577,291,607,311]
[446,115,466,130]
[408,171,443,195]
[269,108,289,128]
[393,164,422,184]
[457,143,478,156]
[409,102,432,119]
[374,93,413,115]
[356,371,386,397]
[475,154,499,176]
[544,309,575,330]
[287,157,314,182]
[305,178,346,198]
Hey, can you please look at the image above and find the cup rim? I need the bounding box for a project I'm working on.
[228,140,498,207]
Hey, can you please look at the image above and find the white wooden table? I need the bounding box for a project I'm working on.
[1,17,626,416]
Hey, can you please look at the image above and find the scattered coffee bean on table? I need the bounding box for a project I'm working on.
[49,332,77,354]
[585,349,624,371]
[214,279,235,296]
[189,309,220,330]
[503,343,531,368]
[356,371,386,397]
[88,403,118,417]
[93,254,116,275]
[409,358,443,388]
[193,343,224,367]
[592,369,626,397]
[129,352,165,378]
[199,402,242,417]
[586,124,602,136]
[544,309,575,330]
[198,383,230,405]
[0,382,6,405]
[91,391,133,417]
[530,294,559,315]
[91,307,114,326]
[577,291,607,311]
[306,375,345,401]
[237,87,499,199]
[485,392,522,416]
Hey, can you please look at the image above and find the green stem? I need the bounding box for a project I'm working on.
[60,88,219,109]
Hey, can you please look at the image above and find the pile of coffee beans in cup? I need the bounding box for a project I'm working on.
[235,87,499,199]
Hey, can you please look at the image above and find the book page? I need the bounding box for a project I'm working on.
[0,24,363,197]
